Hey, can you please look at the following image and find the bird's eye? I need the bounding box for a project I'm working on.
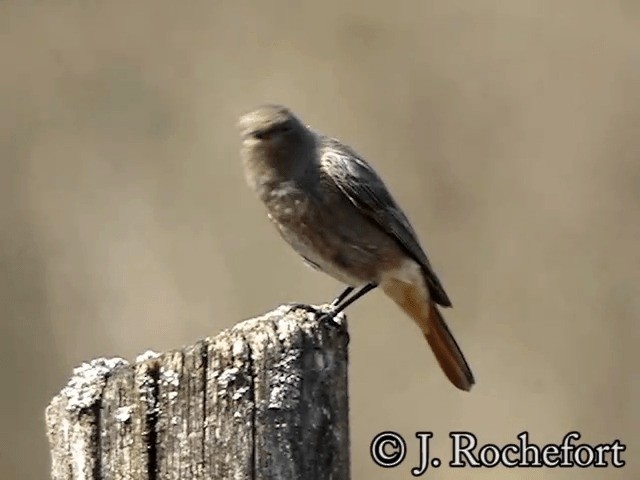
[254,130,269,140]
[276,124,293,134]
[254,123,292,140]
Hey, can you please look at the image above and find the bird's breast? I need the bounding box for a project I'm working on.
[259,183,352,284]
[260,181,399,286]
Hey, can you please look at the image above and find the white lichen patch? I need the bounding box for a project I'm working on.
[63,357,128,411]
[232,386,250,400]
[135,350,160,363]
[136,374,158,410]
[161,368,180,387]
[70,422,88,479]
[217,367,239,387]
[268,353,302,410]
[232,338,246,356]
[276,315,300,343]
[114,406,133,423]
[215,366,243,398]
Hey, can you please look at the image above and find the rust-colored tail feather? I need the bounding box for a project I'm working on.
[382,279,475,391]
[425,303,475,391]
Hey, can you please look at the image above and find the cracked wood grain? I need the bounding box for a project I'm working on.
[45,305,350,480]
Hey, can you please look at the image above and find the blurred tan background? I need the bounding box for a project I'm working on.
[1,1,638,479]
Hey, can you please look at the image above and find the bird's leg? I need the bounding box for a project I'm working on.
[318,283,378,324]
[330,286,354,307]
[331,283,377,314]
[286,286,356,316]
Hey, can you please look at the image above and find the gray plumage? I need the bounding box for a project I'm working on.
[318,136,452,307]
[238,104,474,391]
[238,104,450,306]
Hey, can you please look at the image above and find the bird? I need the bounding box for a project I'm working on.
[238,104,475,391]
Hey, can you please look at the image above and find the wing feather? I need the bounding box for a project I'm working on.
[319,137,452,307]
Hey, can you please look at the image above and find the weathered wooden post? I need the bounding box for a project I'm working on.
[45,305,350,480]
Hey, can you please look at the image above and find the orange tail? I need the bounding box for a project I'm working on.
[383,279,475,391]
[425,303,475,391]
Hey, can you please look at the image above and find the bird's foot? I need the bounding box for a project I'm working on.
[315,307,343,328]
[283,302,342,328]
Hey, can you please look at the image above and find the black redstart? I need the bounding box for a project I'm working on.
[238,104,475,391]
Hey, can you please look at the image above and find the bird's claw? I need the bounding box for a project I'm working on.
[283,303,342,328]
[315,309,342,328]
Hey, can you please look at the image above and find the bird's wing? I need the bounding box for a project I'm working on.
[319,137,452,307]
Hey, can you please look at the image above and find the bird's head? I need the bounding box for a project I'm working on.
[238,105,316,184]
[238,104,313,152]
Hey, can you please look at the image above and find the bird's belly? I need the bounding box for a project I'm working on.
[275,220,367,286]
[263,184,401,286]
